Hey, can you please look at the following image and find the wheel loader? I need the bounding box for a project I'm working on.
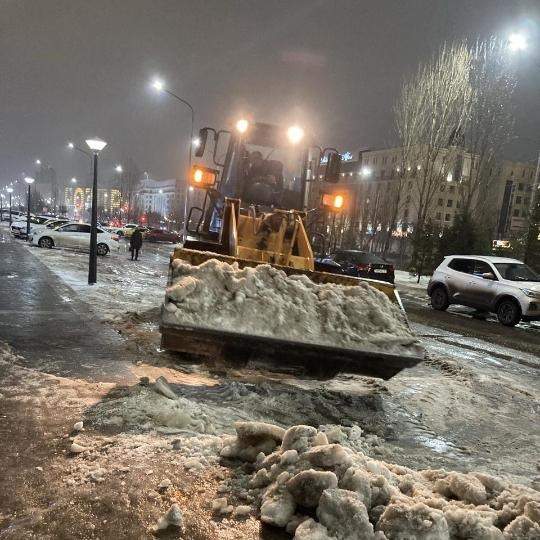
[160,120,424,379]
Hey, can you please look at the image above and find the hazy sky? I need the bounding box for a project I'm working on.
[1,0,539,189]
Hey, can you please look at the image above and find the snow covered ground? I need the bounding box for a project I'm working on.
[5,237,538,538]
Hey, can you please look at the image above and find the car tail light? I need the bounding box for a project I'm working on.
[356,263,371,272]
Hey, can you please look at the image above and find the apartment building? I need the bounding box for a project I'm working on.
[311,146,537,251]
[135,178,178,218]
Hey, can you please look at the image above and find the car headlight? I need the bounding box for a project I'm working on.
[521,288,540,299]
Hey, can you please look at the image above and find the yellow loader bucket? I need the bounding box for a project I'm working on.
[160,248,424,380]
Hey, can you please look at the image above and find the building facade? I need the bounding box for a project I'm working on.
[310,146,537,254]
[134,178,178,218]
[64,186,122,218]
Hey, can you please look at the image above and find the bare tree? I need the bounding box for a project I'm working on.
[461,38,516,224]
[118,157,141,221]
[395,42,472,231]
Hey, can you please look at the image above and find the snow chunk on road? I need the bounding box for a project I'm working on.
[163,258,416,353]
[377,501,449,539]
[216,422,539,539]
[287,469,338,507]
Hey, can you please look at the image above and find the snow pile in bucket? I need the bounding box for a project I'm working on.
[162,259,416,353]
[215,421,540,539]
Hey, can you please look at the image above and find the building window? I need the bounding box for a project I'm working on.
[403,209,408,219]
[445,213,451,221]
[438,198,443,206]
[449,185,455,193]
[525,198,530,206]
[530,171,534,179]
[522,210,528,217]
[364,157,369,165]
[447,199,453,208]
[510,170,514,177]
[436,212,442,220]
[518,183,523,191]
[513,209,520,217]
[373,157,378,165]
[515,196,522,204]
[380,169,385,179]
[456,201,461,209]
[382,157,388,165]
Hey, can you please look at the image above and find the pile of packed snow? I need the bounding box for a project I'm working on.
[162,259,417,353]
[215,421,540,539]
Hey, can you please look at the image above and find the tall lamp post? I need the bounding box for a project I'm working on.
[67,139,107,284]
[6,186,13,226]
[24,177,35,239]
[85,139,107,285]
[151,79,195,238]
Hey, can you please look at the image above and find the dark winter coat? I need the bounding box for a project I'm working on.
[130,229,143,250]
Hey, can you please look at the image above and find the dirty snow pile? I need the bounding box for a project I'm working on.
[162,258,416,352]
[215,421,540,539]
[89,376,230,435]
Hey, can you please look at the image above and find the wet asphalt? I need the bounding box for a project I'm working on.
[0,229,135,383]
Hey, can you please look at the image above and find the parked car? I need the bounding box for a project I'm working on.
[31,222,120,255]
[428,255,540,326]
[111,223,149,237]
[29,217,70,236]
[316,250,395,284]
[11,215,50,237]
[145,228,181,243]
[1,210,26,222]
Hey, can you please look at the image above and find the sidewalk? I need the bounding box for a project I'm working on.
[0,229,134,383]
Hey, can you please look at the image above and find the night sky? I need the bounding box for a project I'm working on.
[1,0,539,189]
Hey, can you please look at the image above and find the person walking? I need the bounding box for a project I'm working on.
[129,227,143,261]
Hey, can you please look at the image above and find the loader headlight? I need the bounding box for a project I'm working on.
[236,119,249,134]
[190,165,219,189]
[287,125,304,145]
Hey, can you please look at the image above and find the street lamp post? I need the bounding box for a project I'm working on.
[152,79,194,238]
[24,177,35,239]
[85,139,107,285]
[6,187,13,226]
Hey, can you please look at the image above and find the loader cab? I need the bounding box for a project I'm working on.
[185,120,343,259]
[187,121,309,238]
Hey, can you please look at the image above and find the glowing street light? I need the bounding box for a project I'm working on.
[35,159,41,165]
[115,164,123,173]
[152,78,164,91]
[150,76,195,239]
[71,177,77,184]
[67,142,75,149]
[508,33,527,52]
[193,137,201,148]
[360,167,372,178]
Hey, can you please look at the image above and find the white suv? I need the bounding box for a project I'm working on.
[428,255,540,326]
